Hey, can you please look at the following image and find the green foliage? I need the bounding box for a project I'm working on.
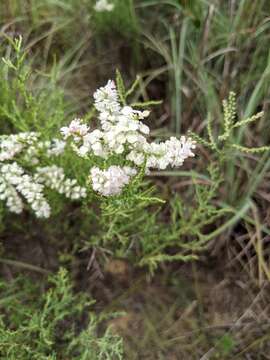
[185,92,270,244]
[87,174,211,273]
[115,69,162,108]
[0,268,123,359]
[214,334,235,357]
[0,36,66,135]
[168,166,227,243]
[190,91,269,158]
[189,91,270,209]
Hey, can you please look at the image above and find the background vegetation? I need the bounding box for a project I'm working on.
[0,0,270,358]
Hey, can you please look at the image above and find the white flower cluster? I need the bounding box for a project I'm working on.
[61,79,196,196]
[0,162,50,218]
[0,132,66,165]
[35,165,87,200]
[0,132,86,217]
[0,132,38,162]
[90,166,137,196]
[94,0,114,12]
[127,136,196,170]
[44,138,67,157]
[24,138,66,165]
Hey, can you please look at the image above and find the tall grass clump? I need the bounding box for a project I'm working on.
[138,0,270,131]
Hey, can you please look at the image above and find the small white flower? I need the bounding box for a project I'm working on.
[60,119,89,141]
[0,176,23,214]
[0,162,51,218]
[164,136,196,168]
[35,165,87,200]
[94,0,114,12]
[94,80,120,115]
[90,165,137,196]
[0,132,39,161]
[47,139,66,156]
